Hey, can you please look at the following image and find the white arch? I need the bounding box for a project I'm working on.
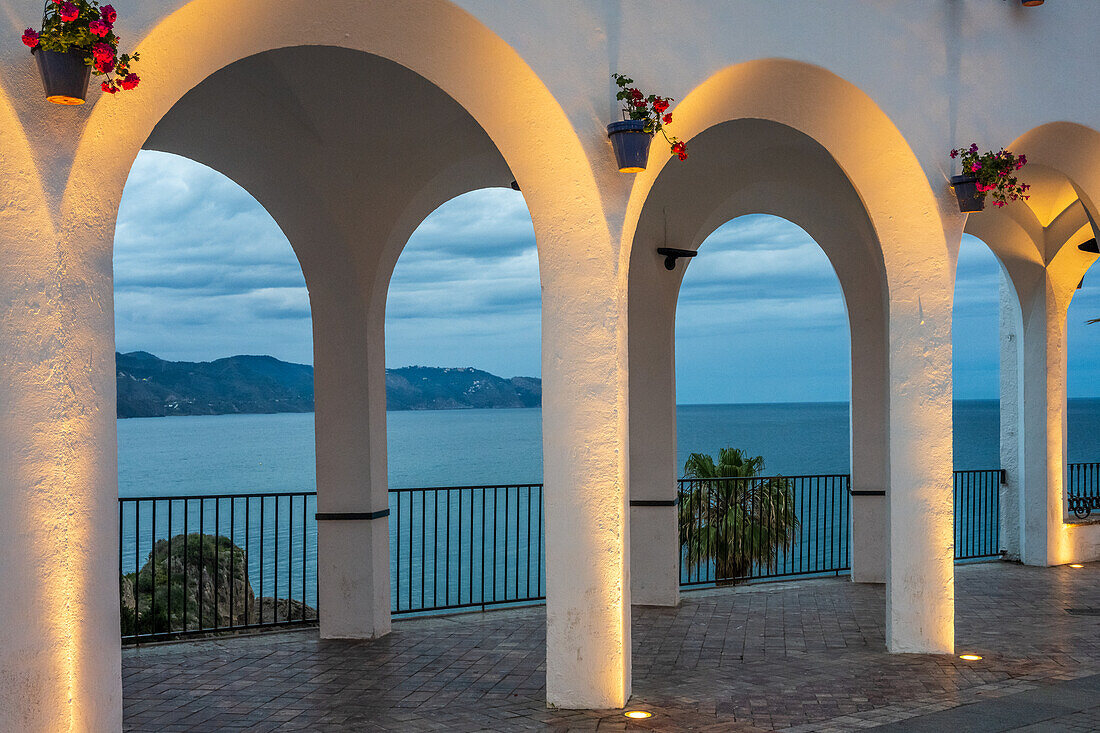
[2,2,626,728]
[622,59,955,655]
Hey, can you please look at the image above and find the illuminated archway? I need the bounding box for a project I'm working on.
[15,2,622,727]
[962,121,1100,567]
[623,59,954,655]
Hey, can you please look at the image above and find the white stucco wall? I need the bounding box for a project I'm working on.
[1,2,1098,729]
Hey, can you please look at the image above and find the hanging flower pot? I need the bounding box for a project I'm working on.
[31,47,90,105]
[21,1,142,105]
[950,175,984,213]
[608,74,687,173]
[949,144,1030,213]
[607,119,653,173]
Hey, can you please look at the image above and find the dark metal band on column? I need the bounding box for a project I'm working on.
[848,490,886,497]
[315,509,391,521]
[629,499,678,507]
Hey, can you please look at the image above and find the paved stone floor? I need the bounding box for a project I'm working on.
[123,562,1100,732]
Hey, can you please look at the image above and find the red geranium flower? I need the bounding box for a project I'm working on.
[89,20,109,37]
[59,2,79,21]
[101,4,117,24]
[92,42,114,63]
[612,73,687,165]
[120,73,140,90]
[21,28,39,48]
[101,81,117,93]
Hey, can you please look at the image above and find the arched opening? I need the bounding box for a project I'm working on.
[951,232,1012,560]
[1065,263,1100,463]
[960,123,1100,565]
[49,1,621,719]
[114,149,319,636]
[384,186,545,614]
[108,44,521,646]
[622,59,953,655]
[673,213,852,586]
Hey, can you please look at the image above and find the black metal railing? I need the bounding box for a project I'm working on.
[119,492,317,643]
[390,484,544,614]
[953,469,1002,560]
[678,474,850,586]
[119,466,1025,640]
[1068,462,1100,519]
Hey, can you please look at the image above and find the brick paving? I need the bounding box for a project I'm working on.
[123,562,1100,731]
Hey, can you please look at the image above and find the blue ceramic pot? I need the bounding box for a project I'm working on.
[33,47,91,105]
[950,175,984,213]
[607,119,653,172]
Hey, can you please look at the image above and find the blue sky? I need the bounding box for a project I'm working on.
[114,151,1100,402]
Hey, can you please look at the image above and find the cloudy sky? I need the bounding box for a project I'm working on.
[115,151,1100,403]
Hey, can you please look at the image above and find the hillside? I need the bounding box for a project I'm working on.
[116,352,541,418]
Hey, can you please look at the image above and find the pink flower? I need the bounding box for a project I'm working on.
[59,2,78,21]
[993,200,1006,207]
[970,162,982,172]
[94,57,115,74]
[92,42,115,63]
[89,20,109,37]
[101,81,117,94]
[101,4,117,24]
[21,28,39,48]
[120,73,140,90]
[950,149,959,159]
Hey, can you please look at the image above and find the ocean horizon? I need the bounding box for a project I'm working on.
[117,398,1100,497]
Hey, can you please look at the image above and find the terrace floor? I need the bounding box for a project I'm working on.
[123,562,1100,732]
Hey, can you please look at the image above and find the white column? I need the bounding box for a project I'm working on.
[0,224,122,731]
[999,273,1023,560]
[1017,279,1069,566]
[627,251,681,607]
[848,304,889,583]
[884,286,955,654]
[313,297,392,638]
[544,273,630,710]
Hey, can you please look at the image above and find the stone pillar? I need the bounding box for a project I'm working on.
[1017,278,1069,567]
[848,298,889,584]
[313,296,392,638]
[884,285,955,655]
[0,219,123,730]
[998,272,1023,560]
[627,250,681,607]
[543,268,630,710]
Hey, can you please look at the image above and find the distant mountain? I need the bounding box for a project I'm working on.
[115,352,541,418]
[385,366,542,411]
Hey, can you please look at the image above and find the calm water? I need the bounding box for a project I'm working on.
[117,399,1100,496]
[116,400,1100,612]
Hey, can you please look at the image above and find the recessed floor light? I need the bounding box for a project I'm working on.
[624,710,653,719]
[959,654,983,661]
[1069,564,1084,568]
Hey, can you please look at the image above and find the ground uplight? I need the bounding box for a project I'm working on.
[623,710,653,719]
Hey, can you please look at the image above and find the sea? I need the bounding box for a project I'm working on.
[117,399,1100,496]
[116,400,1100,612]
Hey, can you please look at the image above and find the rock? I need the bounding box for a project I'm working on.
[120,532,317,637]
[121,533,252,635]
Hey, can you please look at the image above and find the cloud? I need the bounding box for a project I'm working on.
[115,154,1099,403]
[114,151,313,363]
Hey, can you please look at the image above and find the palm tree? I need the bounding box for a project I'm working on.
[678,447,799,584]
